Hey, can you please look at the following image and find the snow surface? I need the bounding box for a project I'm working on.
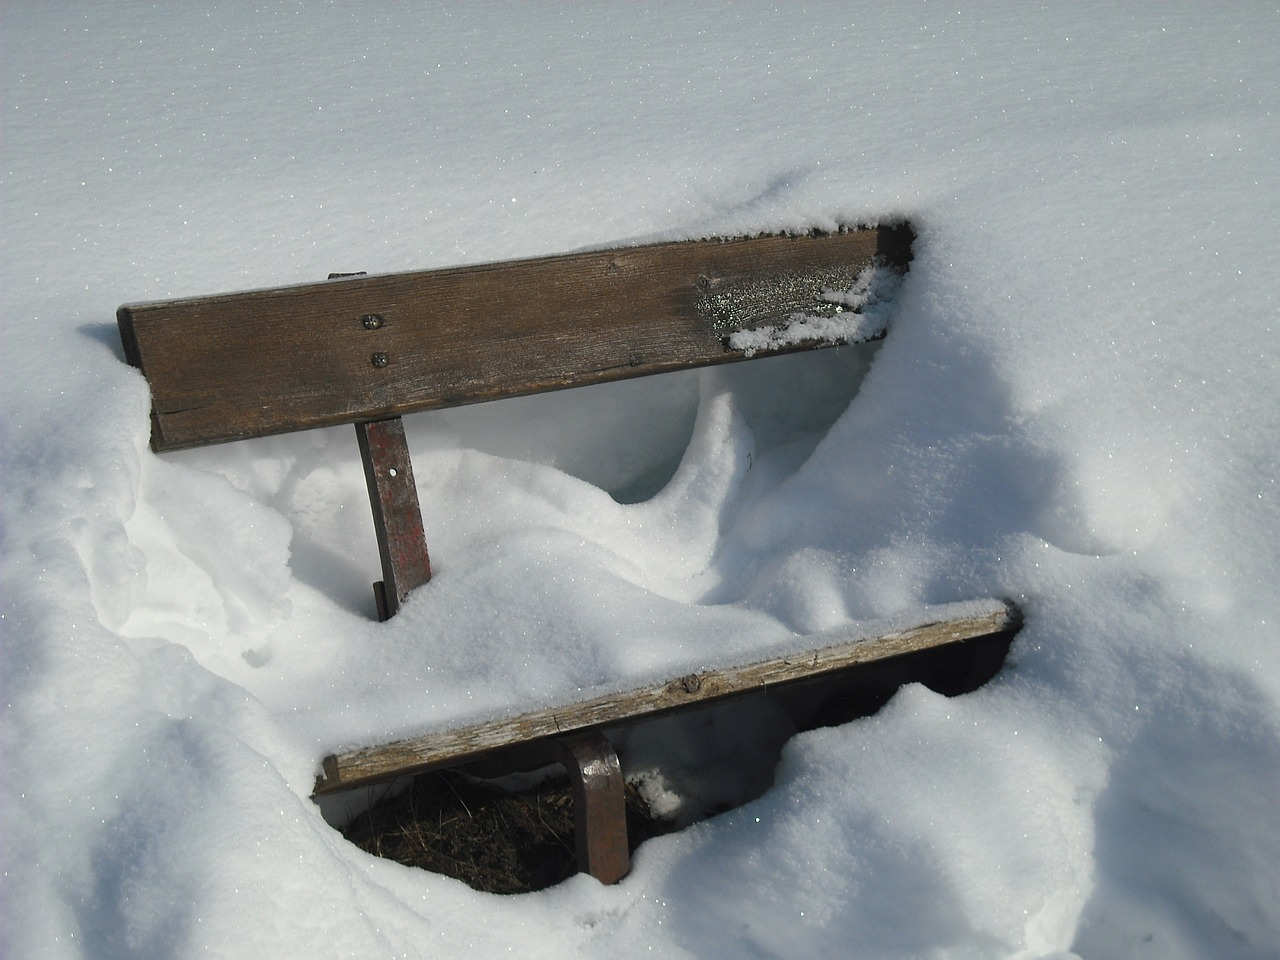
[3,3,1279,958]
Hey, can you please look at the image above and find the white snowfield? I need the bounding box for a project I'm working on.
[3,4,1278,959]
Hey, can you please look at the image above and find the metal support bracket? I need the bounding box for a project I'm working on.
[552,732,630,884]
[355,417,432,620]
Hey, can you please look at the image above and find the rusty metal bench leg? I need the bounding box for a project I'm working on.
[356,417,432,620]
[553,732,630,884]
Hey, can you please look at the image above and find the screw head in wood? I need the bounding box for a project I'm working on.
[371,352,389,368]
[362,314,385,330]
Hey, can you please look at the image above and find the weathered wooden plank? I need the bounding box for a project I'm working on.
[118,226,911,451]
[313,601,1020,794]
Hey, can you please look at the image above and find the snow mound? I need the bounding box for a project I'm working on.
[4,4,1279,959]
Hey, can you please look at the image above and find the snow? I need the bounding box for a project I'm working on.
[3,3,1279,958]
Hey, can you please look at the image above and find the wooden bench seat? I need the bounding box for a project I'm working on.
[315,602,1021,792]
[118,225,1021,884]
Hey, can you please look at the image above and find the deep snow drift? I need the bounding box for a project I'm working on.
[3,4,1278,959]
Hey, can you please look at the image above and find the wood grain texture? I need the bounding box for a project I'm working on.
[118,226,910,451]
[313,601,1020,795]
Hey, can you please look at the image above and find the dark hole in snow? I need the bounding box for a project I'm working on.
[322,629,1015,894]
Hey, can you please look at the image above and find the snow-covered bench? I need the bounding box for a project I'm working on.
[117,226,1020,884]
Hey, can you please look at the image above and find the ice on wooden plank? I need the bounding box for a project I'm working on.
[726,261,903,356]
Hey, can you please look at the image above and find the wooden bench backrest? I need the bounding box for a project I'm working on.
[118,226,911,451]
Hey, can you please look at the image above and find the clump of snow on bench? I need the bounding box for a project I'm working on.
[728,261,903,357]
